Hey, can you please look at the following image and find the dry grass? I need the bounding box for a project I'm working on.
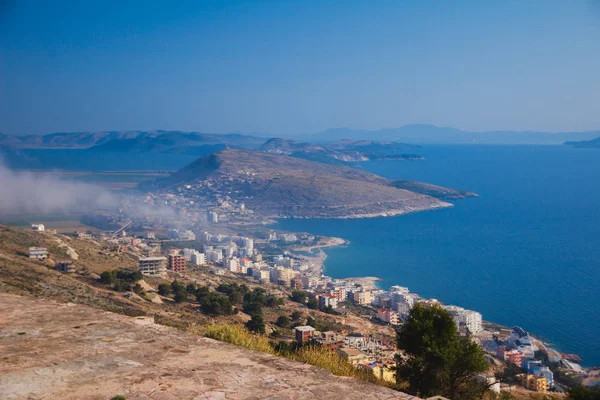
[204,324,385,386]
[204,324,275,354]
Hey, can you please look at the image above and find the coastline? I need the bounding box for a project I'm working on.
[269,201,453,220]
[288,226,595,369]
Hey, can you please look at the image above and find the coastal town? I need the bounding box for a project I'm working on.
[24,185,597,395]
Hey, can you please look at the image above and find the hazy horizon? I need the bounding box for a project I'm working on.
[2,1,600,136]
[3,123,600,138]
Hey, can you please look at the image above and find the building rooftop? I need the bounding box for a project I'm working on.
[139,256,167,261]
[294,325,316,332]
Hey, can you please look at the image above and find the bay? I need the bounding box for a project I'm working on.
[277,145,600,366]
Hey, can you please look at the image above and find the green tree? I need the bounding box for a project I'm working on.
[266,295,284,308]
[173,289,187,303]
[157,283,171,296]
[245,314,266,334]
[569,386,600,400]
[243,301,263,316]
[291,310,303,321]
[395,304,489,399]
[171,280,185,293]
[100,271,116,284]
[306,297,318,310]
[290,290,307,303]
[275,315,291,328]
[199,292,234,316]
[195,285,210,301]
[132,283,144,294]
[186,282,197,294]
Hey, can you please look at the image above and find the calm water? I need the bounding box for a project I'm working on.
[278,145,600,366]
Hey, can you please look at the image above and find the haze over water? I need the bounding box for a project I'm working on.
[278,145,600,366]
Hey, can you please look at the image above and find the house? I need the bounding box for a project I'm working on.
[29,247,49,260]
[55,261,76,273]
[294,326,316,343]
[337,348,370,365]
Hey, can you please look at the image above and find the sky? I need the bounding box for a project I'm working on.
[1,0,600,136]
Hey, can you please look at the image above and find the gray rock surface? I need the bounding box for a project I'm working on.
[0,293,418,400]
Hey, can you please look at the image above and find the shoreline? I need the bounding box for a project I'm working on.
[287,226,595,369]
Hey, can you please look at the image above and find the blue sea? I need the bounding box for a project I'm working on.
[277,145,600,366]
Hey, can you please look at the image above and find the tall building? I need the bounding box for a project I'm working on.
[352,290,373,306]
[208,211,219,223]
[226,257,239,273]
[139,257,167,277]
[377,308,400,325]
[191,252,205,266]
[444,305,483,334]
[168,254,186,273]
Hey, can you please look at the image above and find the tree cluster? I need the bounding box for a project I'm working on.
[395,304,489,400]
[99,269,143,293]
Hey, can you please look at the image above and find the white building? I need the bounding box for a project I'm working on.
[352,290,373,306]
[226,257,239,273]
[205,250,223,263]
[252,268,270,283]
[394,292,418,316]
[208,211,219,223]
[444,305,483,334]
[31,224,45,232]
[241,237,254,252]
[318,294,338,309]
[29,247,48,260]
[191,252,206,266]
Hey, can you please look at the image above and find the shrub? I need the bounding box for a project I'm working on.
[245,313,266,334]
[290,290,307,303]
[275,315,291,328]
[157,283,171,296]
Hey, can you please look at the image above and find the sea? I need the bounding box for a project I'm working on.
[277,145,600,366]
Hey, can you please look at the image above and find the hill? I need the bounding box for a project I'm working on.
[142,148,456,218]
[260,138,423,165]
[0,130,266,150]
[0,225,411,399]
[0,293,412,400]
[564,136,600,148]
[313,125,600,145]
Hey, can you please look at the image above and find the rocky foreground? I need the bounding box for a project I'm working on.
[0,293,417,400]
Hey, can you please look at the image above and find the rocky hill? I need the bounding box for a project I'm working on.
[1,293,415,400]
[143,148,455,218]
[0,225,414,399]
[260,137,422,165]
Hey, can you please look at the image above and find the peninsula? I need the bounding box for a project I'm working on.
[140,148,465,219]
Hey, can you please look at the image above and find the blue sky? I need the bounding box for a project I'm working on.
[1,0,599,136]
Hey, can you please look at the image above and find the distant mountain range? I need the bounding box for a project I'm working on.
[3,125,600,149]
[141,148,472,219]
[2,127,598,171]
[259,138,421,165]
[564,136,600,148]
[309,124,600,145]
[0,130,265,150]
